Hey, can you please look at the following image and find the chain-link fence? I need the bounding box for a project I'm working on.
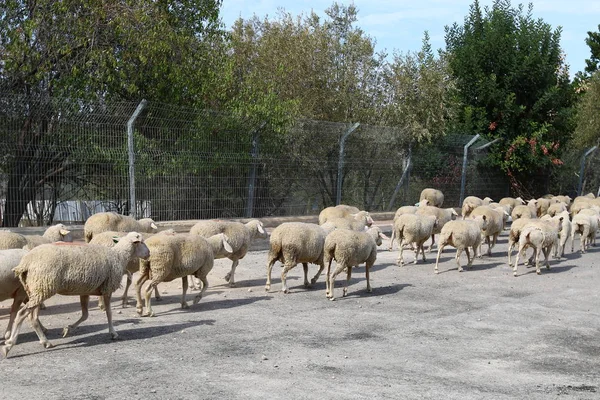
[1,95,593,226]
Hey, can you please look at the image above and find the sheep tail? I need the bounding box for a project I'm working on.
[13,263,29,292]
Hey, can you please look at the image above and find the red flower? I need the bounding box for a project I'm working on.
[489,121,498,131]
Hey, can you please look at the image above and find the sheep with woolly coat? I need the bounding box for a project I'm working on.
[542,211,571,258]
[189,219,267,287]
[499,197,525,213]
[320,211,374,233]
[324,226,389,300]
[571,212,600,253]
[0,224,73,250]
[415,206,459,252]
[0,249,31,340]
[419,188,444,207]
[265,222,327,293]
[470,205,505,256]
[84,212,157,242]
[1,232,149,357]
[512,217,563,276]
[318,205,361,225]
[388,201,429,251]
[393,213,438,266]
[511,204,535,221]
[135,233,233,317]
[461,196,493,219]
[434,215,488,274]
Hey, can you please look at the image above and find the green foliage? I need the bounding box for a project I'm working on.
[573,72,600,148]
[444,0,576,193]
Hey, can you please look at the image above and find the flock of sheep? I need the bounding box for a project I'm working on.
[0,188,598,358]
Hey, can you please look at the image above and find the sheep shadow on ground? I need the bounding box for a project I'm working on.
[158,294,272,315]
[434,261,507,275]
[4,320,216,359]
[514,264,577,277]
[337,283,413,299]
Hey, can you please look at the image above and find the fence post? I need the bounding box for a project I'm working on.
[387,145,412,211]
[127,99,147,219]
[459,134,481,206]
[337,123,360,205]
[246,122,266,218]
[577,146,598,196]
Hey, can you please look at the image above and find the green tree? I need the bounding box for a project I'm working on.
[573,72,600,148]
[0,0,226,226]
[445,0,575,195]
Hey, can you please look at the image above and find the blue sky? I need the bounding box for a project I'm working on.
[219,0,600,77]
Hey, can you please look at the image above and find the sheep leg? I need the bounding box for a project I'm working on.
[507,240,514,265]
[189,275,201,291]
[365,263,372,293]
[102,294,119,340]
[135,271,150,316]
[427,234,435,253]
[192,275,208,305]
[328,263,347,301]
[397,240,405,266]
[29,306,52,348]
[98,295,106,311]
[154,285,162,301]
[513,245,522,277]
[280,261,296,294]
[388,230,395,251]
[265,254,277,292]
[343,265,352,297]
[143,279,161,317]
[121,272,133,308]
[63,295,90,338]
[571,231,576,252]
[455,248,464,272]
[311,262,324,285]
[2,306,34,357]
[581,228,589,253]
[325,258,333,298]
[181,276,190,309]
[420,242,427,262]
[302,263,310,287]
[434,244,445,274]
[465,247,472,269]
[535,247,542,275]
[543,247,551,270]
[4,294,27,340]
[224,259,239,287]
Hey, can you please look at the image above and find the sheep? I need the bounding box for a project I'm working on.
[552,195,572,208]
[511,204,535,221]
[512,217,562,276]
[265,222,327,293]
[547,202,567,217]
[489,203,511,229]
[0,249,30,340]
[84,212,157,242]
[189,219,268,287]
[571,212,600,253]
[415,206,459,252]
[388,205,419,251]
[470,206,505,256]
[507,218,539,265]
[1,232,150,357]
[530,198,551,217]
[89,229,176,309]
[318,205,361,225]
[499,197,525,213]
[542,211,571,258]
[434,215,488,274]
[135,233,232,317]
[461,196,493,219]
[393,213,438,266]
[419,188,444,207]
[323,226,389,300]
[319,211,374,233]
[0,224,73,250]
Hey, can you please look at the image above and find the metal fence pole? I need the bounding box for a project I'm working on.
[127,99,147,219]
[246,122,266,218]
[387,145,412,211]
[459,134,481,206]
[336,123,360,205]
[577,146,598,196]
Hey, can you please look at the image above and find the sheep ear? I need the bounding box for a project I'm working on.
[60,229,70,236]
[379,232,390,240]
[112,236,120,243]
[151,223,158,229]
[482,215,487,221]
[257,223,265,234]
[222,235,234,253]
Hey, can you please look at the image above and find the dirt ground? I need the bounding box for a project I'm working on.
[1,221,599,399]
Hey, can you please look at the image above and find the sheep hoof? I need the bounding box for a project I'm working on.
[181,302,190,309]
[513,272,518,277]
[281,288,289,294]
[367,288,372,293]
[193,296,202,305]
[136,307,143,316]
[310,277,318,285]
[1,345,10,358]
[155,296,163,302]
[43,341,54,349]
[329,296,336,301]
[536,270,541,275]
[264,285,270,292]
[110,332,119,341]
[224,273,231,282]
[40,303,47,311]
[62,327,72,338]
[546,265,550,270]
[142,311,155,317]
[303,282,310,288]
[228,282,236,288]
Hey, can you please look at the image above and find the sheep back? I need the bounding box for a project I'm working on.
[393,213,437,244]
[419,188,444,207]
[268,222,326,265]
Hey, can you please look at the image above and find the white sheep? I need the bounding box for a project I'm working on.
[0,224,73,250]
[415,206,459,252]
[434,215,488,274]
[318,205,361,225]
[265,222,327,293]
[547,202,567,217]
[470,206,505,256]
[499,197,525,213]
[1,232,150,357]
[512,217,562,276]
[84,212,157,242]
[461,196,493,219]
[419,188,444,207]
[571,212,599,253]
[135,233,233,317]
[393,213,438,266]
[507,218,537,265]
[511,204,535,221]
[388,205,419,251]
[320,211,374,233]
[528,198,551,217]
[189,219,268,287]
[323,226,389,300]
[489,203,511,230]
[552,195,572,208]
[542,211,571,258]
[0,249,31,340]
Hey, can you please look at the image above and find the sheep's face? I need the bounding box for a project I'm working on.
[134,241,150,260]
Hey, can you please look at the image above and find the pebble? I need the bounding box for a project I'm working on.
[248,288,253,292]
[261,355,268,360]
